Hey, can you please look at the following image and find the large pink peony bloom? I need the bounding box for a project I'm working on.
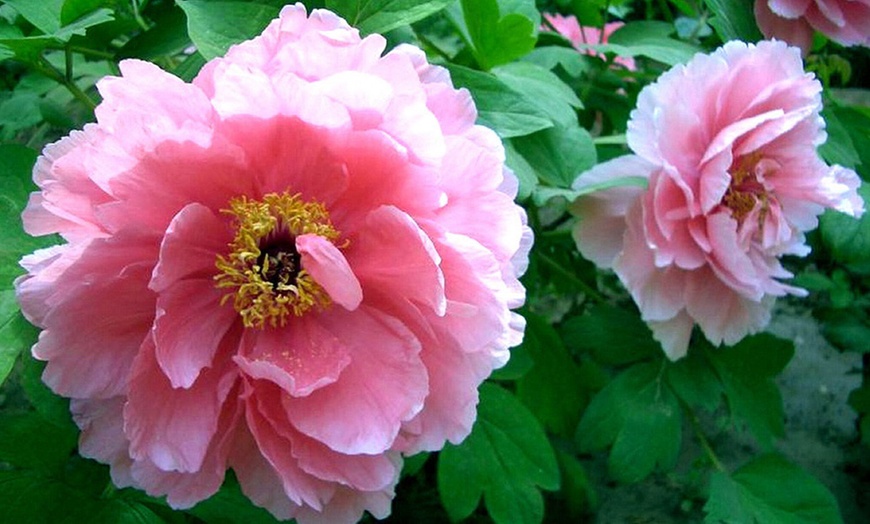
[754,0,870,52]
[543,13,637,70]
[15,4,530,522]
[571,40,863,360]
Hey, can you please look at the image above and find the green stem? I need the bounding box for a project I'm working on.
[684,401,727,473]
[535,251,606,303]
[33,57,97,113]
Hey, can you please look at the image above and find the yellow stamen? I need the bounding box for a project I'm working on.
[722,152,769,224]
[214,192,340,329]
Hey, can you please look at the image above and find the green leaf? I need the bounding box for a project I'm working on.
[437,383,559,524]
[595,21,702,66]
[560,304,659,366]
[0,144,58,291]
[576,362,682,484]
[516,313,589,437]
[177,0,283,60]
[0,290,38,386]
[666,346,723,412]
[820,184,870,271]
[522,46,589,78]
[460,0,537,70]
[326,0,454,34]
[706,334,793,448]
[446,64,553,138]
[493,61,582,127]
[3,0,64,35]
[504,139,537,201]
[819,106,860,170]
[819,308,870,354]
[0,412,77,472]
[512,122,597,187]
[704,454,843,524]
[554,449,597,519]
[703,0,763,42]
[187,472,278,524]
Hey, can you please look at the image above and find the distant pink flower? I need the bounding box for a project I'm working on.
[755,0,870,52]
[571,40,863,360]
[15,4,529,523]
[543,13,637,70]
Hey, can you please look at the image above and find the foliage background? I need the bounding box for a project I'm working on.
[0,0,868,522]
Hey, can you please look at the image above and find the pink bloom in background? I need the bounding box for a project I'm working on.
[543,13,637,70]
[571,40,863,360]
[15,4,530,523]
[754,0,870,52]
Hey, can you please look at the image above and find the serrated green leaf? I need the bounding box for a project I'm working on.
[460,0,537,70]
[437,383,559,524]
[704,454,843,524]
[560,304,659,365]
[326,0,454,34]
[820,184,870,272]
[177,0,282,60]
[703,0,763,42]
[493,61,582,127]
[512,122,597,188]
[707,334,793,448]
[576,362,682,483]
[516,313,589,437]
[446,64,553,138]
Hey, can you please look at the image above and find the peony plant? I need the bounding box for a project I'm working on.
[1,1,868,524]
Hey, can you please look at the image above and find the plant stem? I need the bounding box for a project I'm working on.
[535,251,606,303]
[684,401,727,473]
[33,57,97,113]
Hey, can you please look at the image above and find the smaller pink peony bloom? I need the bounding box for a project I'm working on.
[15,3,530,523]
[571,40,863,360]
[543,13,637,70]
[755,0,870,52]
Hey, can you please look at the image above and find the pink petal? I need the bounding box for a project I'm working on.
[296,234,362,311]
[284,307,427,455]
[235,317,351,397]
[71,397,134,488]
[348,205,446,315]
[648,312,694,361]
[125,336,239,473]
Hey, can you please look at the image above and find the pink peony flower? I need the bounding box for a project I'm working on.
[571,40,863,360]
[15,4,530,522]
[754,0,870,52]
[543,13,637,70]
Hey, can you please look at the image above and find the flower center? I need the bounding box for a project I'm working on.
[722,152,769,223]
[214,192,340,329]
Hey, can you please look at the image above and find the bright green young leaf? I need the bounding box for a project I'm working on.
[493,61,582,127]
[437,383,559,524]
[446,64,553,138]
[516,312,590,437]
[326,0,454,34]
[703,0,763,42]
[460,0,537,70]
[576,362,682,484]
[559,304,659,366]
[704,454,843,524]
[706,334,793,448]
[512,122,597,188]
[177,0,283,60]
